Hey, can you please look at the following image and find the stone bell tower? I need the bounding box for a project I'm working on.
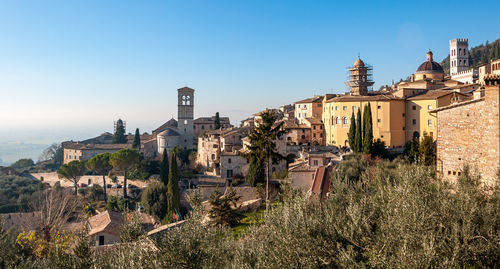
[450,38,469,76]
[177,87,194,149]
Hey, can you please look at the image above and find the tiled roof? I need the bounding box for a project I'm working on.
[304,118,323,125]
[326,92,403,102]
[88,211,124,237]
[407,90,469,101]
[295,95,324,104]
[64,143,131,150]
[194,117,230,124]
[153,119,178,134]
[158,128,180,137]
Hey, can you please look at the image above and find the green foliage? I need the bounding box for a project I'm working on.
[354,108,363,153]
[167,152,180,217]
[247,155,265,187]
[159,148,169,186]
[0,173,47,213]
[120,212,146,243]
[110,149,140,199]
[214,112,221,130]
[132,128,141,149]
[419,132,436,166]
[38,143,64,170]
[107,196,126,212]
[371,139,389,159]
[86,153,112,201]
[57,160,85,194]
[404,139,420,163]
[112,119,127,144]
[10,158,35,172]
[141,181,168,221]
[348,111,356,150]
[362,103,373,154]
[208,188,243,228]
[332,153,368,184]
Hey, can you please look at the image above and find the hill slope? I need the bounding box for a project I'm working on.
[440,38,500,75]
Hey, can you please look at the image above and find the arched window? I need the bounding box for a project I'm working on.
[413,131,420,140]
[343,117,348,124]
[335,117,340,124]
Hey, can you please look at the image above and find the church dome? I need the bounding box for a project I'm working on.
[416,50,444,73]
[354,57,365,68]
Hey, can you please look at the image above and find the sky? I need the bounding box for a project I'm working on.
[0,0,499,163]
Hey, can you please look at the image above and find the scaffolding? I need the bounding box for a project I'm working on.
[345,63,375,93]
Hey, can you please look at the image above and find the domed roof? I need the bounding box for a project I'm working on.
[416,50,444,73]
[354,57,365,68]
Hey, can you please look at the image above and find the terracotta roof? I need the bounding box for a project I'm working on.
[194,117,230,124]
[304,118,323,125]
[430,98,484,113]
[295,96,324,104]
[289,162,316,172]
[326,92,403,102]
[88,211,124,237]
[177,86,194,92]
[407,90,469,101]
[309,165,334,200]
[64,143,131,150]
[153,119,178,134]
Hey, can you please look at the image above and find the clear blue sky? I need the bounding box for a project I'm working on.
[0,0,499,162]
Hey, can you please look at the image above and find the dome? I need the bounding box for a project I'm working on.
[416,50,443,73]
[354,57,365,68]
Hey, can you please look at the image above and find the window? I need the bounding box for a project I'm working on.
[201,125,205,130]
[302,129,305,133]
[193,125,196,129]
[343,106,347,111]
[352,106,356,110]
[211,154,215,160]
[320,133,323,138]
[377,105,381,109]
[184,120,188,124]
[448,171,451,175]
[313,126,316,130]
[412,119,417,125]
[99,236,105,246]
[428,119,432,126]
[313,160,319,166]
[303,113,307,118]
[228,158,232,164]
[381,135,384,138]
[227,170,233,178]
[402,113,405,117]
[412,105,416,110]
[301,135,305,139]
[297,104,300,108]
[343,117,348,124]
[335,106,338,111]
[213,144,218,148]
[336,117,340,124]
[377,119,381,123]
[427,105,432,110]
[320,125,323,130]
[313,134,316,138]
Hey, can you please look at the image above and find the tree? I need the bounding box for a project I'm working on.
[112,119,127,144]
[159,149,169,186]
[363,103,373,154]
[38,143,64,167]
[167,151,180,218]
[371,139,389,159]
[245,111,285,211]
[348,111,356,151]
[57,160,85,195]
[141,181,168,221]
[208,188,243,228]
[419,132,436,166]
[110,149,140,200]
[120,212,146,243]
[404,140,420,164]
[354,109,363,153]
[132,128,141,149]
[247,155,265,187]
[86,153,113,202]
[10,158,34,171]
[214,112,221,130]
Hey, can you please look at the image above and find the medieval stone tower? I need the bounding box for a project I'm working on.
[177,87,194,149]
[450,38,469,75]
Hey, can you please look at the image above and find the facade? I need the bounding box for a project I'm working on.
[88,211,123,247]
[434,75,500,186]
[177,87,195,149]
[193,116,231,138]
[63,143,131,164]
[449,38,469,76]
[294,96,323,124]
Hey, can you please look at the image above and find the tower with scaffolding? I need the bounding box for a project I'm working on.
[345,57,374,95]
[114,119,126,133]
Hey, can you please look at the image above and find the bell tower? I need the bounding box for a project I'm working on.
[450,38,469,75]
[177,87,194,149]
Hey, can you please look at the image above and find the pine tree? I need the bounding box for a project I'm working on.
[132,128,141,148]
[214,112,221,130]
[208,188,243,228]
[419,132,436,166]
[167,152,180,218]
[348,111,356,151]
[354,109,363,153]
[363,103,373,154]
[159,148,169,186]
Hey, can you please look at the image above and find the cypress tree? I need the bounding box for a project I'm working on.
[354,109,363,153]
[167,151,180,218]
[132,128,141,148]
[363,103,373,154]
[348,111,356,151]
[159,148,169,186]
[214,112,221,130]
[247,155,265,187]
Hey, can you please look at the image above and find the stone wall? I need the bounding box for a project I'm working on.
[436,85,499,186]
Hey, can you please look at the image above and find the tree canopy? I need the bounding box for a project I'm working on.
[57,160,85,194]
[132,128,141,149]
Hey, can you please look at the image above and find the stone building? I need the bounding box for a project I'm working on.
[63,143,131,164]
[177,87,195,149]
[88,211,123,247]
[193,116,231,138]
[434,75,499,186]
[294,96,324,124]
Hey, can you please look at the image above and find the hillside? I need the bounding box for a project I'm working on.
[440,38,500,75]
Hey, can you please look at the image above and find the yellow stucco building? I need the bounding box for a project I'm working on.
[320,51,471,149]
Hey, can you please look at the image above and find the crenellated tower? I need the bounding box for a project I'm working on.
[450,38,469,75]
